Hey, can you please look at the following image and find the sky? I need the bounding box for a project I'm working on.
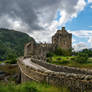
[0,0,92,51]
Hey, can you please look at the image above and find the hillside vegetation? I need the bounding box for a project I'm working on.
[0,28,34,61]
[47,48,92,69]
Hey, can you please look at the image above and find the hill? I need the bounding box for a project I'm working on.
[0,28,34,61]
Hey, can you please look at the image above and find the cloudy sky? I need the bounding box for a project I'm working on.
[0,0,92,51]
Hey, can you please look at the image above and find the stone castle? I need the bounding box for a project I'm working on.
[24,27,72,57]
[17,27,92,91]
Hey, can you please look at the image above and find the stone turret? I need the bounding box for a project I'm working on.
[52,27,72,49]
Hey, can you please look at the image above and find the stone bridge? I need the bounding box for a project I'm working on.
[17,57,92,92]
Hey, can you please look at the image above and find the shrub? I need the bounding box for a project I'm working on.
[54,48,63,56]
[54,48,72,56]
[75,53,88,63]
[70,57,75,60]
[57,58,62,61]
[61,60,69,64]
[20,85,38,92]
[63,49,72,56]
[46,52,54,57]
[10,58,17,64]
[6,58,17,64]
[47,58,51,62]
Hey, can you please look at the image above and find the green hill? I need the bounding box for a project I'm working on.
[0,28,34,61]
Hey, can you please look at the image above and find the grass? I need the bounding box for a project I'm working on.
[0,81,70,92]
[0,81,91,92]
[47,55,92,69]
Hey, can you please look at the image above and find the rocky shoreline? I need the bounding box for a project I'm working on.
[0,64,18,83]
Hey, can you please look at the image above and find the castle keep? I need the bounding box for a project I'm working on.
[52,27,72,49]
[24,27,72,57]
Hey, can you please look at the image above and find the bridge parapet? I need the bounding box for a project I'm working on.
[17,57,92,91]
[31,58,92,75]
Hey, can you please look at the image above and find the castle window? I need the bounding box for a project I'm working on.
[64,41,66,45]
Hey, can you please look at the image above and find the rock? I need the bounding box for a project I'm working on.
[0,71,6,80]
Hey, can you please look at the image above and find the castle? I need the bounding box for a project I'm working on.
[24,27,72,58]
[17,27,92,91]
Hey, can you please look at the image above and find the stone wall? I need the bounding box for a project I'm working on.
[31,58,92,75]
[17,57,92,92]
[52,27,72,49]
[24,40,55,57]
[24,27,72,57]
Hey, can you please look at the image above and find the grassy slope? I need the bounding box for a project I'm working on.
[0,28,34,60]
[48,56,92,69]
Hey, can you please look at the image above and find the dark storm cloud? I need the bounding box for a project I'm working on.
[0,0,43,30]
[0,0,86,36]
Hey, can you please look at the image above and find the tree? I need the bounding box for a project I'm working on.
[75,53,88,63]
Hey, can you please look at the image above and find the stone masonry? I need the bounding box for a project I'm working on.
[17,27,92,92]
[52,27,72,49]
[17,57,92,92]
[24,27,72,57]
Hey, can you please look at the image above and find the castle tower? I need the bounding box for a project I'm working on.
[24,40,35,57]
[52,27,72,49]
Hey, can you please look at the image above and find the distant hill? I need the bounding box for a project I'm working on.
[89,48,92,50]
[0,28,34,61]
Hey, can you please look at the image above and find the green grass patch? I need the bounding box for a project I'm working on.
[0,81,70,92]
[47,55,92,69]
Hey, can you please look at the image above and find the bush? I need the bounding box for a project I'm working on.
[75,53,88,63]
[46,48,72,58]
[54,48,72,56]
[0,82,39,92]
[61,60,69,64]
[10,58,17,64]
[6,58,17,64]
[63,50,71,56]
[70,57,75,60]
[46,58,52,63]
[46,52,54,57]
[20,84,38,92]
[57,57,62,61]
[54,60,69,64]
[0,82,69,92]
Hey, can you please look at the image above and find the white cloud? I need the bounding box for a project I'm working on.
[0,0,86,43]
[90,5,92,8]
[73,42,87,51]
[69,30,92,38]
[72,38,76,43]
[88,37,92,47]
[36,0,86,42]
[69,30,92,50]
[88,0,92,8]
[88,26,92,27]
[88,0,92,3]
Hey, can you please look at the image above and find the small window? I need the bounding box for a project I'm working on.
[64,41,66,45]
